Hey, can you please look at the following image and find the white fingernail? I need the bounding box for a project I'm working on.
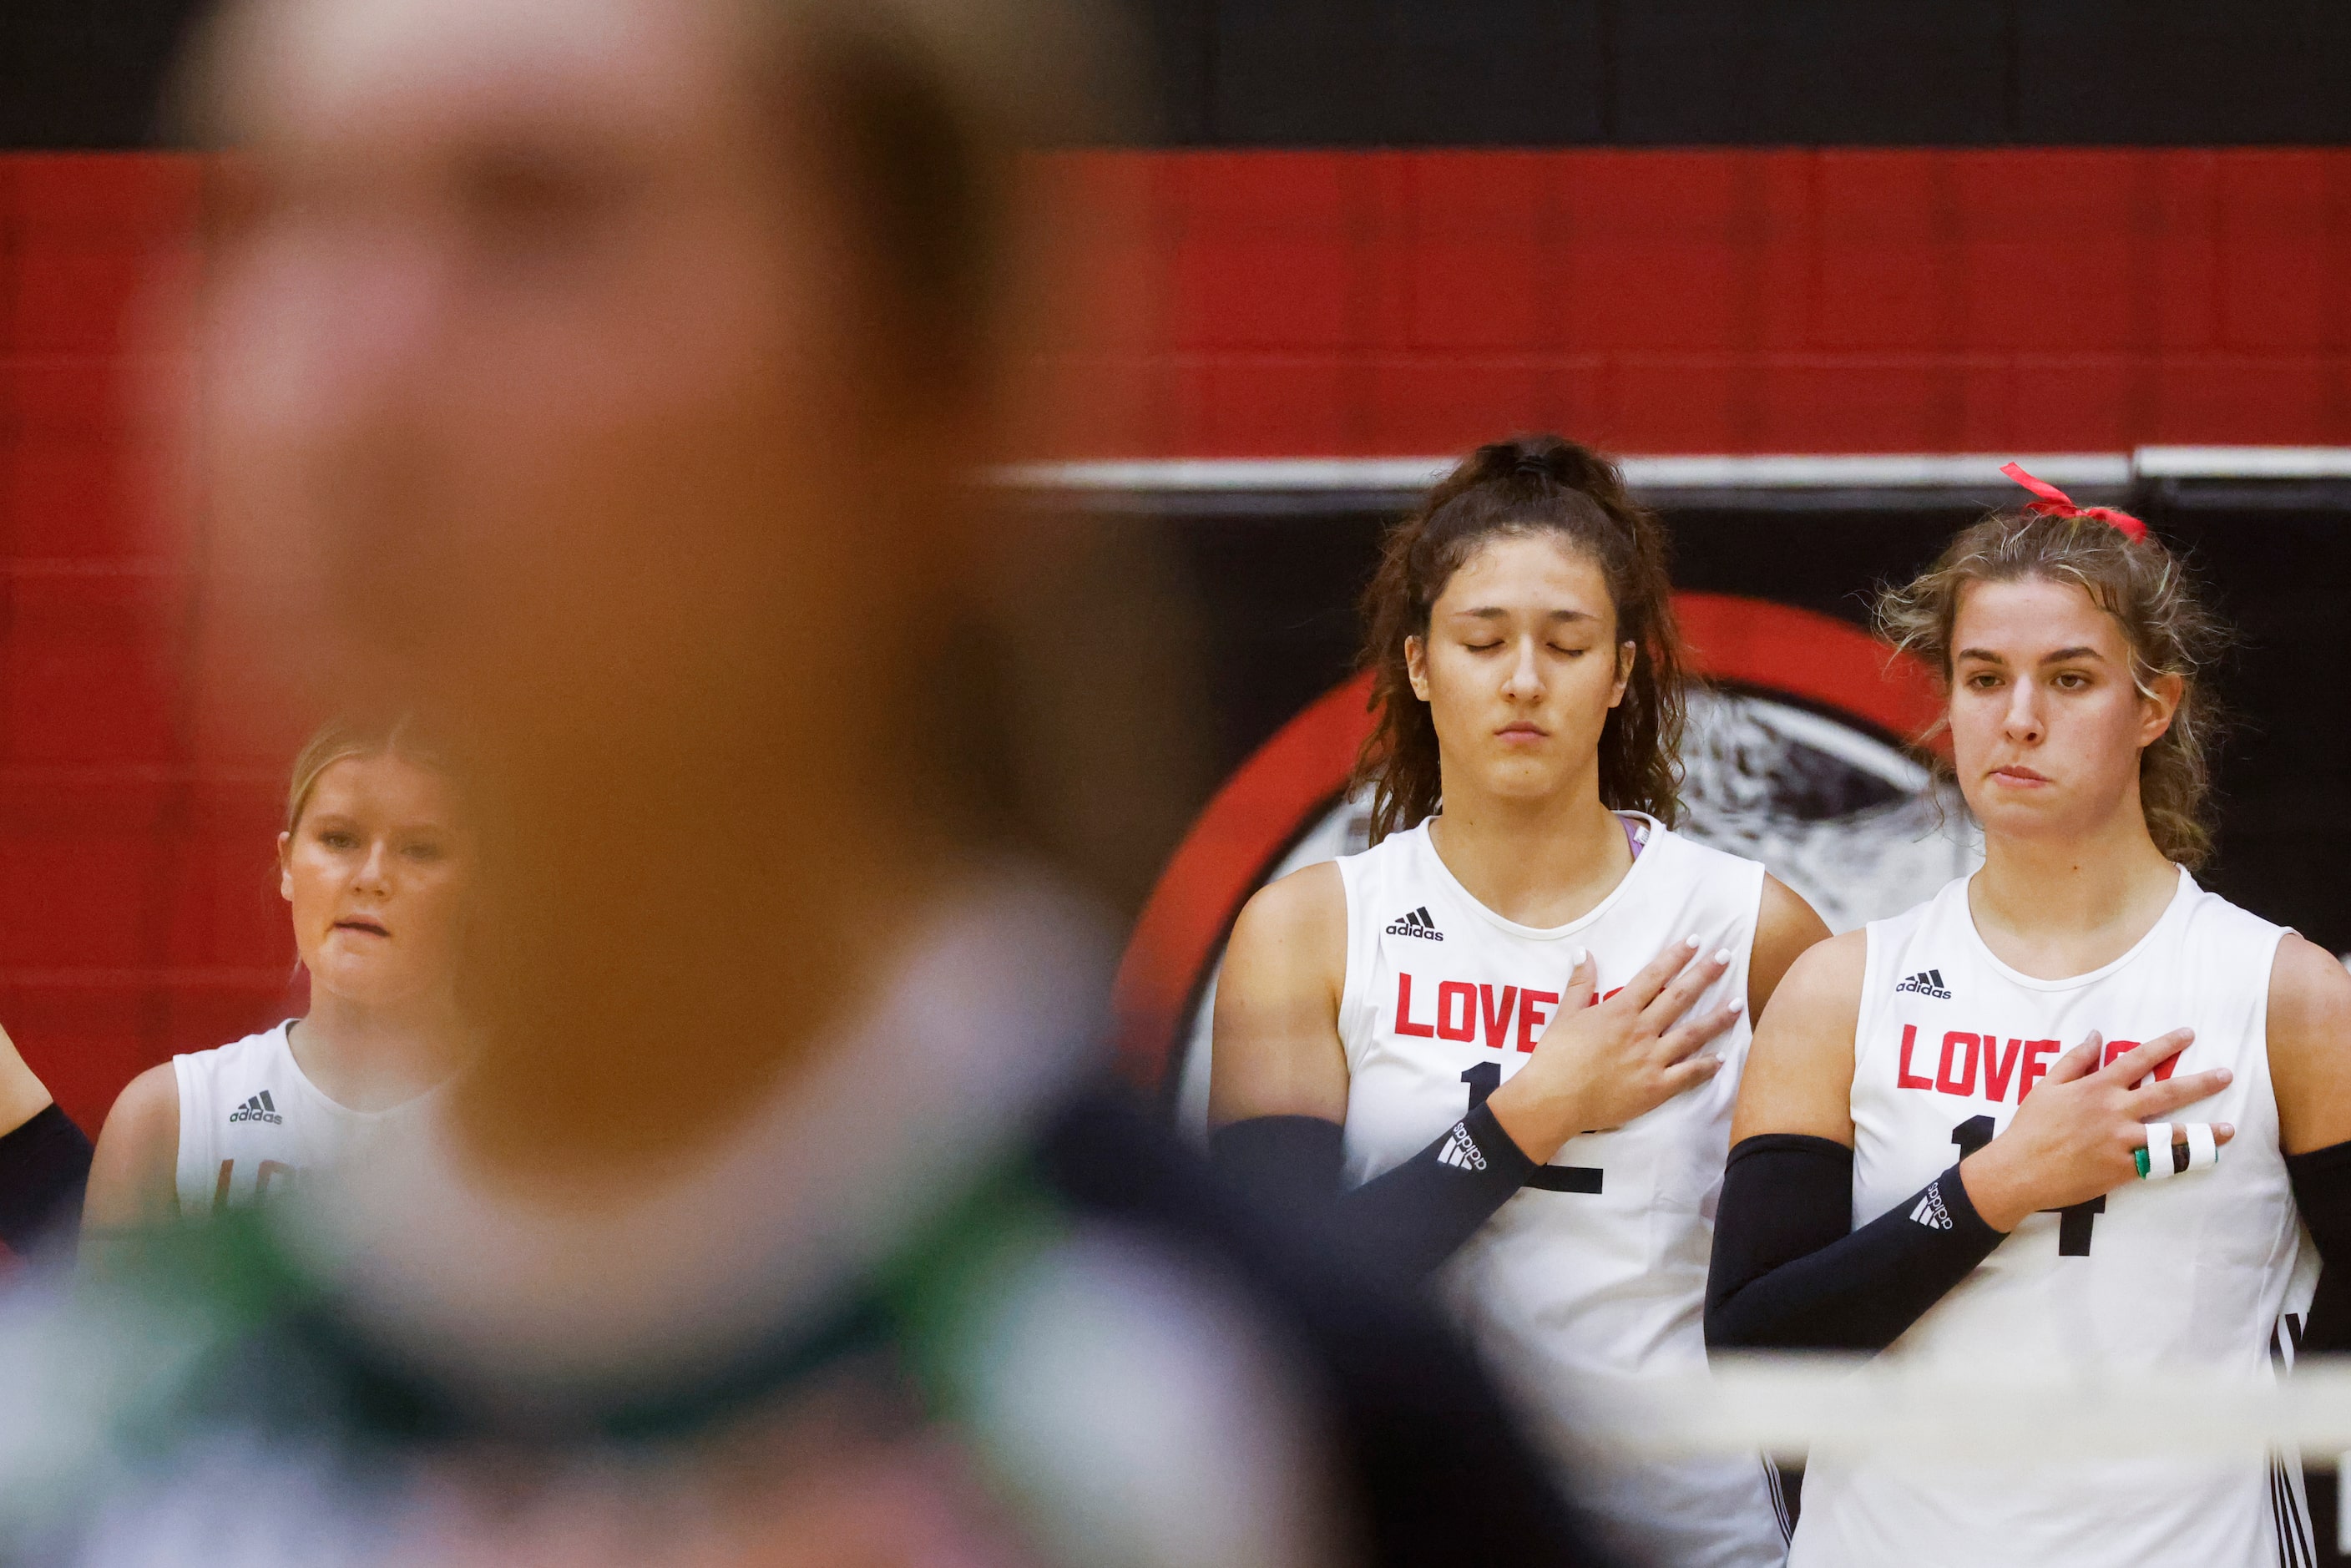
[1712,947,1732,965]
[1571,947,1589,969]
[1684,934,1701,949]
[1727,997,1745,1014]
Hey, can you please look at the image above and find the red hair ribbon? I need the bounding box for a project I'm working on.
[1999,462,2147,544]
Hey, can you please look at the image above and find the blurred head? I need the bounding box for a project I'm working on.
[1354,436,1686,843]
[173,0,1168,1175]
[186,0,1041,732]
[279,720,466,1011]
[1878,512,2223,865]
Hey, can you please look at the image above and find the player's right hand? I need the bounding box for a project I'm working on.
[1486,934,1742,1165]
[1956,1029,2234,1232]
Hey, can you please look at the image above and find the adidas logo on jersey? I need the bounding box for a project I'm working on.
[1893,968,1952,999]
[1437,1120,1488,1172]
[228,1090,283,1126]
[1909,1181,1954,1231]
[1385,906,1445,941]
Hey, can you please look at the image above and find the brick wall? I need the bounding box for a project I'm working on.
[1,155,292,1134]
[1054,147,2351,458]
[4,144,2348,1130]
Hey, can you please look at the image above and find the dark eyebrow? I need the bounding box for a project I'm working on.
[1956,645,2107,666]
[1454,607,1600,623]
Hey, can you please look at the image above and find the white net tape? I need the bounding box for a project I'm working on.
[1575,1357,2351,1549]
[1580,1353,2351,1466]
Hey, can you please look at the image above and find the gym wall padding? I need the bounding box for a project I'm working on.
[3,139,2349,1130]
[1039,149,2351,460]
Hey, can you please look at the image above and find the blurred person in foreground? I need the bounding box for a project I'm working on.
[0,0,1601,1563]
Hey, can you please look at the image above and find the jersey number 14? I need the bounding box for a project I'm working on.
[1952,1115,2101,1255]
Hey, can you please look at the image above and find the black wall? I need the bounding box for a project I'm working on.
[8,0,2348,150]
[1154,487,2351,953]
[1,1,207,149]
[1140,1,2351,146]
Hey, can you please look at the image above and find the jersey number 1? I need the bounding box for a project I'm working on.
[1464,1063,1602,1194]
[1950,1115,2101,1256]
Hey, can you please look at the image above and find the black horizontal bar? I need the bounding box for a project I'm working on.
[7,0,2348,151]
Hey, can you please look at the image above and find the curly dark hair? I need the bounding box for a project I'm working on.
[1876,509,2232,867]
[1351,434,1687,845]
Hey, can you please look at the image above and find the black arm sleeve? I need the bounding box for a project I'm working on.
[1212,1105,1538,1281]
[2285,1141,2351,1568]
[0,1103,93,1256]
[1209,1115,1345,1230]
[1706,1132,2006,1353]
[2289,1140,2351,1355]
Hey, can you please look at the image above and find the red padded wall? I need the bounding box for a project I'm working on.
[3,145,2348,1130]
[1,155,293,1134]
[1046,147,2351,458]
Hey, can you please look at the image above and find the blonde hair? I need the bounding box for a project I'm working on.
[1876,511,2231,868]
[284,716,447,834]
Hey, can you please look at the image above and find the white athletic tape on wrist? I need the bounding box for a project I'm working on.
[2184,1120,2219,1171]
[2142,1121,2176,1181]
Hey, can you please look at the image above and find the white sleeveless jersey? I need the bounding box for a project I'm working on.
[1336,816,1787,1568]
[1795,869,2308,1568]
[172,1024,408,1214]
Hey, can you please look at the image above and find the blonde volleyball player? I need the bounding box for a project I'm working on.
[1212,434,1830,1567]
[83,720,468,1226]
[1709,470,2351,1567]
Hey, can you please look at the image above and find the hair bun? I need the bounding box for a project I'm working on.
[1473,436,1571,484]
[1470,433,1627,512]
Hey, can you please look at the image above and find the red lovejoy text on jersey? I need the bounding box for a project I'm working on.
[2100,1036,2183,1086]
[1394,971,1625,1053]
[1893,1024,2181,1102]
[1894,1025,2058,1103]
